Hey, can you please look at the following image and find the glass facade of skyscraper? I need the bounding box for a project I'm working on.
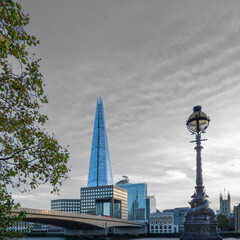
[116,182,147,220]
[88,97,113,187]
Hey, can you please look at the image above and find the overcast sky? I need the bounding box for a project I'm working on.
[14,0,240,212]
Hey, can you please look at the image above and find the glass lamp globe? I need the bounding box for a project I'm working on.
[186,106,210,134]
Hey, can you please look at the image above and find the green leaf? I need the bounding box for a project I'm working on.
[21,58,26,64]
[0,33,5,42]
[16,3,22,10]
[4,40,10,49]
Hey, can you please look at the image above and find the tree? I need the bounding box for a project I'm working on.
[216,214,229,231]
[0,0,70,238]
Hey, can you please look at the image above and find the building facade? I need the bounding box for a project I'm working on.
[149,211,178,233]
[220,191,231,218]
[149,208,189,234]
[51,199,81,213]
[234,204,240,232]
[79,98,128,219]
[80,185,128,219]
[87,97,113,187]
[146,195,157,219]
[173,207,189,233]
[116,179,148,220]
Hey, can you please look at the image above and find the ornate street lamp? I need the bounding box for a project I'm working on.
[180,106,222,240]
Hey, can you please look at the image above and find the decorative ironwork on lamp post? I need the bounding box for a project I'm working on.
[180,106,222,240]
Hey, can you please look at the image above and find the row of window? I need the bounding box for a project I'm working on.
[81,188,112,193]
[81,203,94,207]
[60,208,80,210]
[81,199,94,203]
[52,204,80,207]
[81,206,94,209]
[63,210,80,213]
[150,225,172,230]
[81,193,112,197]
[82,195,111,199]
[81,210,89,213]
[150,230,173,233]
[151,220,172,224]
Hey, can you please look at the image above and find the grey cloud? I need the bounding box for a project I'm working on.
[14,0,240,211]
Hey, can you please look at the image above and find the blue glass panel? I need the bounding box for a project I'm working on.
[117,183,147,220]
[87,97,113,187]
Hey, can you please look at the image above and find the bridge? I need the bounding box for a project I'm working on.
[12,208,147,236]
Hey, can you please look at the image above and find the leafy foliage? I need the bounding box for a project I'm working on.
[216,214,229,230]
[0,188,28,238]
[0,0,70,237]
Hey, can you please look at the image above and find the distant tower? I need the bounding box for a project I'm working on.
[220,189,231,218]
[87,97,113,187]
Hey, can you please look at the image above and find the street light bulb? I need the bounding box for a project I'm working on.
[186,106,210,134]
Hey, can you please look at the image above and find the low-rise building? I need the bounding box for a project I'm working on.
[51,199,81,213]
[80,185,128,219]
[149,207,189,234]
[149,211,177,233]
[173,207,189,233]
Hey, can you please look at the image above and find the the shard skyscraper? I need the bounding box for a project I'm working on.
[87,97,113,187]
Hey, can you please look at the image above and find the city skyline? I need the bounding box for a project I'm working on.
[12,0,240,211]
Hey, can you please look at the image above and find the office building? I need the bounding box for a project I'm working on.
[234,204,240,232]
[79,98,128,219]
[51,199,81,213]
[146,195,157,219]
[220,190,231,218]
[80,185,128,219]
[87,97,113,187]
[173,207,189,233]
[116,176,148,220]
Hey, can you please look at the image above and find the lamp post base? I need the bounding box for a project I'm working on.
[180,207,222,240]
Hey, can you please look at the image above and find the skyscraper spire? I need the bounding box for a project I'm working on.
[87,97,113,187]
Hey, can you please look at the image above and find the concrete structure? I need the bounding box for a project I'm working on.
[149,211,178,233]
[51,199,81,213]
[80,185,128,219]
[88,97,113,187]
[11,207,145,236]
[234,204,240,232]
[11,207,143,231]
[116,177,148,220]
[220,190,231,218]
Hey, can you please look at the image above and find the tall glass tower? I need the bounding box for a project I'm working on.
[87,97,113,187]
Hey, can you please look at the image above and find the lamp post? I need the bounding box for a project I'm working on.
[180,106,222,240]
